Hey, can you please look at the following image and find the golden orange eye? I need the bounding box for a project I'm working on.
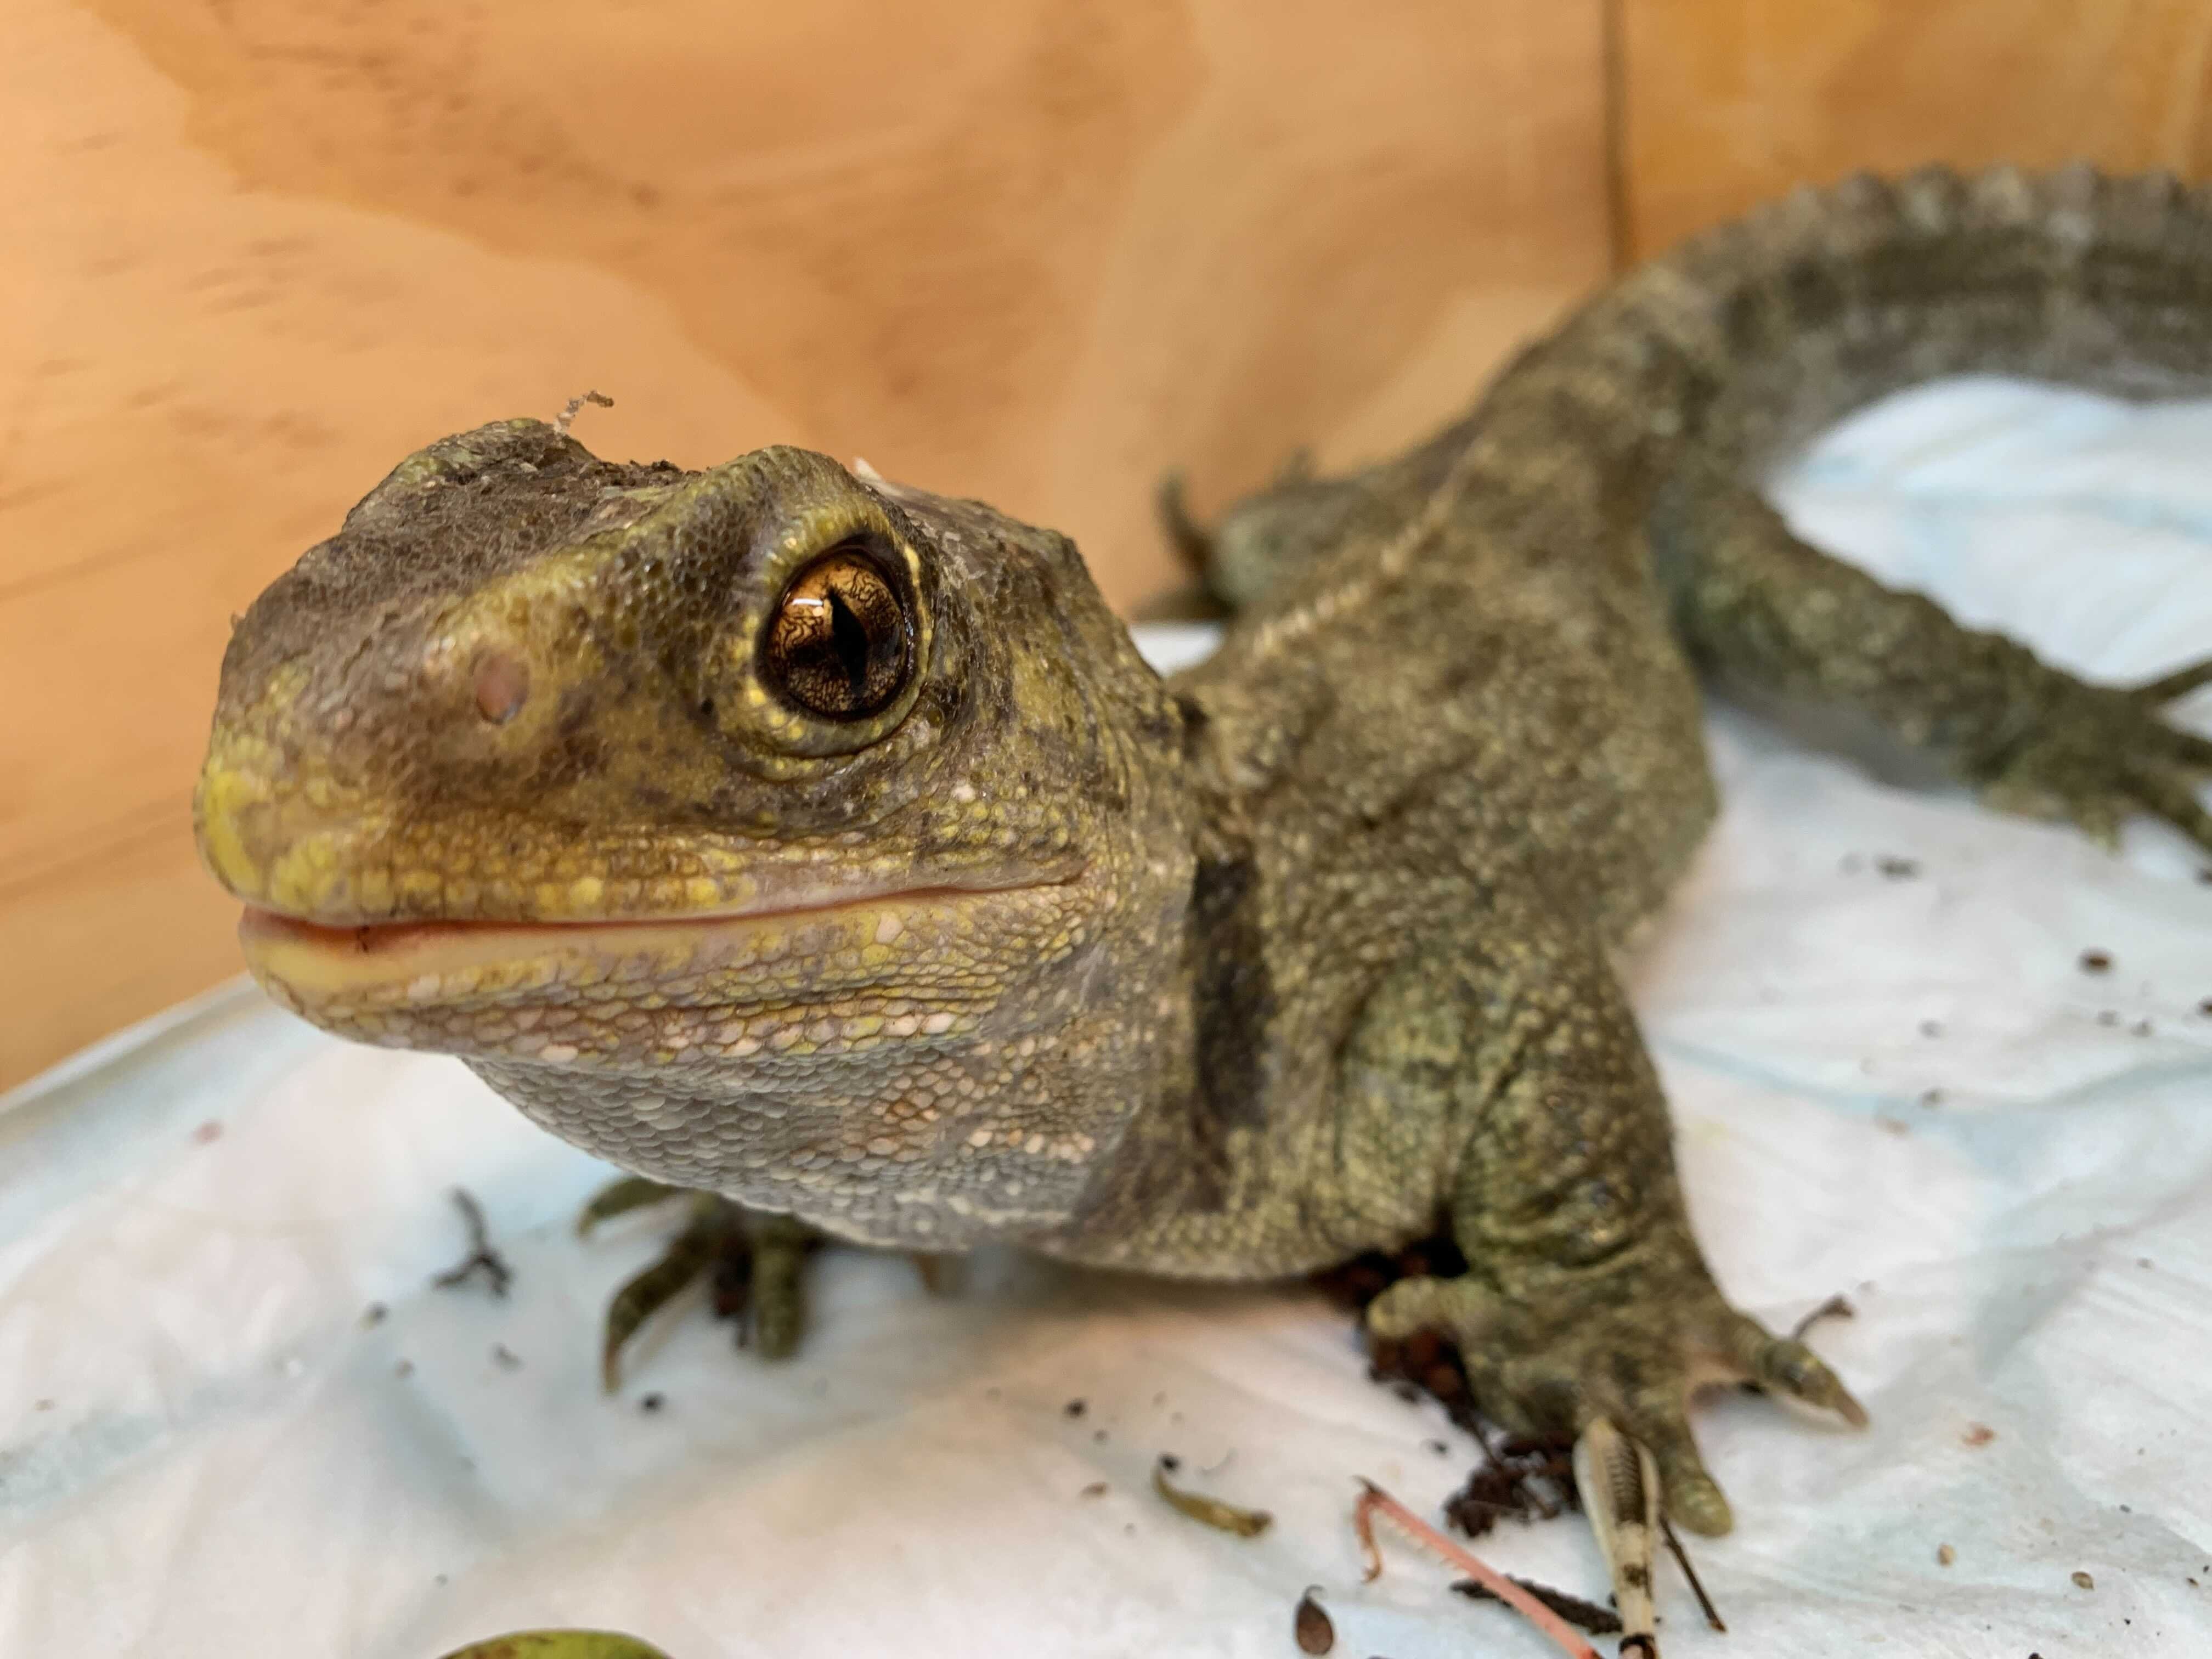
[763,546,912,720]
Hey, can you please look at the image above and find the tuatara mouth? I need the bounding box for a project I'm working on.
[236,864,1097,1068]
[237,876,1064,997]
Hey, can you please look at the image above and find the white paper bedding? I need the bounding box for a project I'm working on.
[5,376,2211,1658]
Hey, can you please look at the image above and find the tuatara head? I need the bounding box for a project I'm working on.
[197,420,1198,1242]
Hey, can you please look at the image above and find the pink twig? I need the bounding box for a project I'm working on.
[1353,1479,1600,1659]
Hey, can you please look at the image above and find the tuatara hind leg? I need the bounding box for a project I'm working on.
[578,1180,823,1386]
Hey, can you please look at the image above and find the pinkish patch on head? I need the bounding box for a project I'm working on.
[472,650,531,724]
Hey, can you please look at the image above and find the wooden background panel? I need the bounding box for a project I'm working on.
[0,0,1610,1090]
[1620,0,2212,255]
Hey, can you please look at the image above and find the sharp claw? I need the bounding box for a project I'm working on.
[1778,1345,1870,1426]
[1734,1318,1869,1427]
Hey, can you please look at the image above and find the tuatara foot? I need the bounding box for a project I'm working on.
[1366,1258,1865,1536]
[577,1178,823,1387]
[1972,656,2212,849]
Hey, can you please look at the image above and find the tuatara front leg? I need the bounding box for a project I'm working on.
[1364,921,1865,1538]
[578,1180,823,1384]
[1654,466,2212,854]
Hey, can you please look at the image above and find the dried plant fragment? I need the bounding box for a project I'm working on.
[1574,1420,1660,1657]
[432,1189,513,1298]
[1452,1576,1622,1634]
[551,389,614,435]
[1659,1515,1726,1633]
[1351,1479,1599,1659]
[1152,1457,1271,1538]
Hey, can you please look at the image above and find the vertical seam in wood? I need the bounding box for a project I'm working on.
[1600,0,1631,272]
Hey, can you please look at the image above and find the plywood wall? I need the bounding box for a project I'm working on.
[6,0,2211,1090]
[1,0,1610,1088]
[1618,0,2212,254]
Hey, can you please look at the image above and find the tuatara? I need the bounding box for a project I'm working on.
[195,164,2212,1581]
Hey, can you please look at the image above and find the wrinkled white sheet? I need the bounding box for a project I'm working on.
[5,377,2212,1659]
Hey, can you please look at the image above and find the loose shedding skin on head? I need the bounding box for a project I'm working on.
[201,166,2212,1542]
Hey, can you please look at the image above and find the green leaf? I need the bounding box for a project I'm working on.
[436,1630,674,1659]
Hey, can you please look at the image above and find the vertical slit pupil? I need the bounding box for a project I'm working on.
[828,586,872,697]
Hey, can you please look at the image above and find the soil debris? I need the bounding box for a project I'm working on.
[1294,1586,1335,1653]
[1452,1576,1620,1634]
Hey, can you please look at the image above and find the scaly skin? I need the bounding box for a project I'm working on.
[199,165,2212,1542]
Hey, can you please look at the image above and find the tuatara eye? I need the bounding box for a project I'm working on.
[763,546,912,720]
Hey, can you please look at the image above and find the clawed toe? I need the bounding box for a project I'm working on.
[597,1192,743,1391]
[575,1175,688,1237]
[1728,1317,1870,1427]
[2132,653,2212,707]
[1978,673,2212,855]
[1618,1406,1733,1536]
[743,1213,819,1359]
